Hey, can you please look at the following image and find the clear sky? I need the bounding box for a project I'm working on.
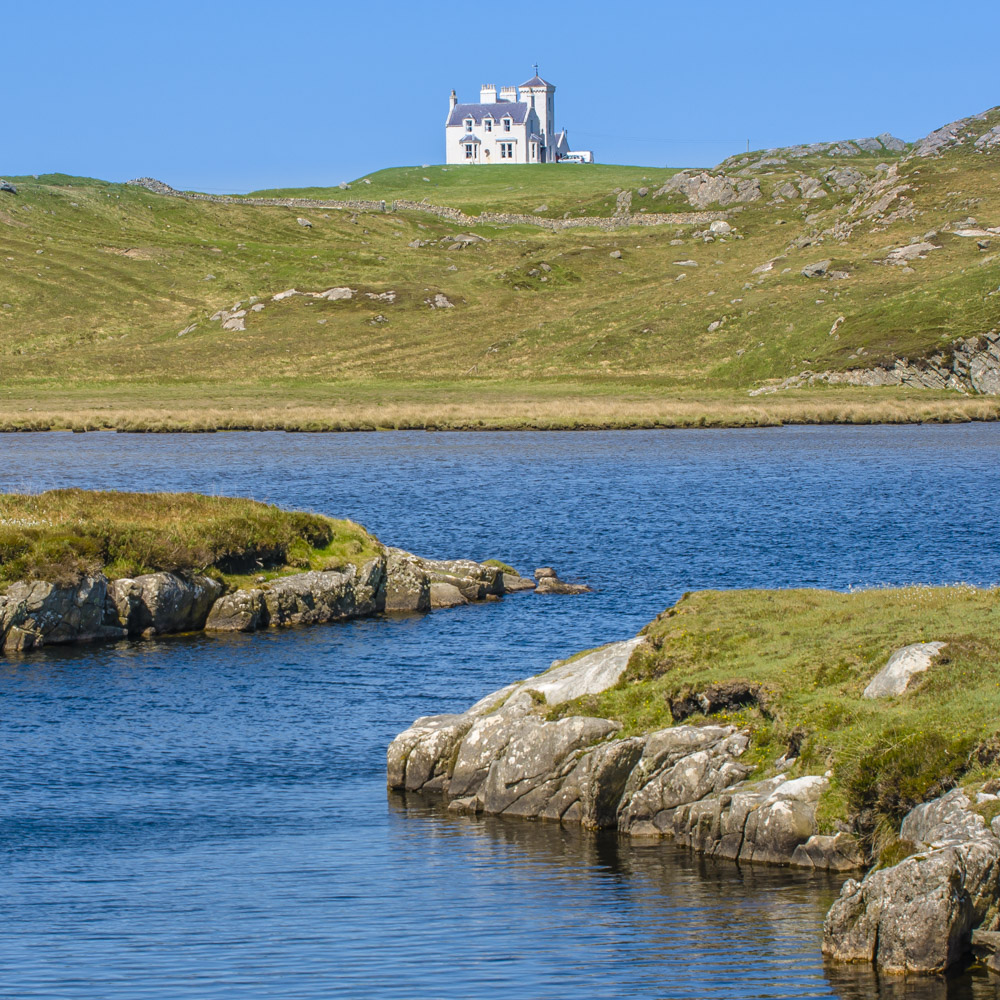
[5,0,998,192]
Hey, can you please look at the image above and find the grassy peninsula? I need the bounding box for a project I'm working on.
[550,586,1000,861]
[2,107,1000,430]
[0,489,380,588]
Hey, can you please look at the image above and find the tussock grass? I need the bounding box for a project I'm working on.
[0,489,380,587]
[552,586,1000,856]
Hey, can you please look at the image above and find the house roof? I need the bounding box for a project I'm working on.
[458,133,481,143]
[448,103,527,127]
[528,133,544,142]
[520,75,553,89]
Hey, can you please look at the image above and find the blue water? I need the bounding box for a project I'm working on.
[2,426,1000,999]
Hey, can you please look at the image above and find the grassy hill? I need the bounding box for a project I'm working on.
[2,113,1000,431]
[247,163,684,219]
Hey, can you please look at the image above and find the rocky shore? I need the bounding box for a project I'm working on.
[387,632,1000,977]
[0,549,536,652]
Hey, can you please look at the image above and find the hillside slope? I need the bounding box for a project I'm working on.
[1,111,999,430]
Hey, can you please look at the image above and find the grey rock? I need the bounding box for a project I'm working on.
[823,789,1000,973]
[425,293,453,309]
[123,572,224,634]
[388,713,474,793]
[798,177,827,200]
[802,260,832,278]
[535,575,592,594]
[384,547,431,613]
[429,581,467,608]
[854,137,884,153]
[502,572,536,592]
[792,831,865,872]
[657,171,762,209]
[479,715,621,817]
[0,179,18,195]
[709,220,732,235]
[261,560,383,626]
[862,642,947,698]
[296,217,313,228]
[0,575,124,650]
[205,588,266,632]
[877,133,908,152]
[609,250,623,259]
[421,557,503,602]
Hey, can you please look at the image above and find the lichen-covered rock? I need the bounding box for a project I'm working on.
[823,789,1000,973]
[0,576,124,650]
[791,831,864,871]
[387,714,474,793]
[862,641,948,698]
[384,547,431,613]
[261,559,383,626]
[421,557,503,601]
[205,588,266,632]
[478,716,621,817]
[108,572,224,635]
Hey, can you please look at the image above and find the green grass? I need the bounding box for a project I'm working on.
[1,109,1000,430]
[549,586,1000,856]
[246,164,686,219]
[0,489,381,588]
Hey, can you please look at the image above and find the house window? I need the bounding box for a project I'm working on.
[484,119,492,132]
[503,118,511,132]
[500,142,514,159]
[531,143,537,159]
[464,119,473,132]
[465,144,475,160]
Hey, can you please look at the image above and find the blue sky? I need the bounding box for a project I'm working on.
[5,0,998,192]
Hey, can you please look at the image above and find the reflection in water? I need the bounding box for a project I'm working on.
[4,427,1000,997]
[390,793,1000,999]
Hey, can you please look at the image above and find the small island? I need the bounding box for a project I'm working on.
[0,489,535,651]
[389,585,1000,977]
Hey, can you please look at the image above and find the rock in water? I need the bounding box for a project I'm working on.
[533,566,592,594]
[862,642,947,698]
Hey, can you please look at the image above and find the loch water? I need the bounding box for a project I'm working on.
[3,426,1000,999]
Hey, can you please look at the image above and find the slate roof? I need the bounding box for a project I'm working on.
[528,133,544,142]
[520,75,552,88]
[448,102,528,127]
[458,133,481,143]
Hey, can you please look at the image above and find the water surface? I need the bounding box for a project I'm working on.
[2,427,999,998]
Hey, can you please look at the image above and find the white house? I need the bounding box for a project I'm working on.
[445,72,590,165]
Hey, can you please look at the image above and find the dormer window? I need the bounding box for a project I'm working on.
[464,118,473,132]
[503,117,512,132]
[484,119,493,132]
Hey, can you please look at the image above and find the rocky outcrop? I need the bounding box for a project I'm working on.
[750,330,1000,397]
[1,548,523,651]
[862,641,947,698]
[823,789,1000,973]
[0,575,125,650]
[654,171,762,209]
[387,637,852,871]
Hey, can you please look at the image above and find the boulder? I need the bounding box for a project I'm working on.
[802,260,832,278]
[384,547,431,613]
[108,572,223,635]
[0,575,124,650]
[478,716,621,817]
[421,558,503,602]
[388,713,474,793]
[656,171,762,208]
[429,582,467,608]
[862,642,947,698]
[0,179,17,195]
[296,217,313,228]
[709,220,732,235]
[798,177,827,200]
[823,789,1000,973]
[205,588,266,632]
[261,559,384,626]
[502,572,536,592]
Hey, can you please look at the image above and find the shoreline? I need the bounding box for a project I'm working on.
[387,588,1000,977]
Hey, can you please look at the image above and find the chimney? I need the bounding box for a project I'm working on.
[449,89,457,110]
[480,84,497,103]
[499,85,517,102]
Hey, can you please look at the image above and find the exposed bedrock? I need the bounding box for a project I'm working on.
[823,788,1000,974]
[1,548,531,651]
[387,638,854,871]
